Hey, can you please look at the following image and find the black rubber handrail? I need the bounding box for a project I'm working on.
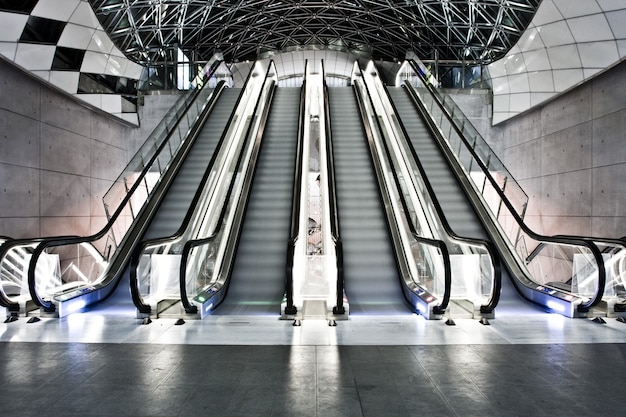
[130,62,269,314]
[2,80,220,311]
[2,64,225,312]
[177,70,277,314]
[321,62,345,315]
[0,238,52,311]
[284,68,307,316]
[353,68,452,315]
[406,60,606,312]
[26,67,225,312]
[381,77,502,313]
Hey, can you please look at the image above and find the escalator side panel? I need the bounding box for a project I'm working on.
[388,87,530,313]
[387,88,487,240]
[215,88,300,315]
[144,89,240,239]
[329,88,408,315]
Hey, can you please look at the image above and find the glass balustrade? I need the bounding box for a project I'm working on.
[396,60,624,316]
[352,62,451,318]
[0,240,39,313]
[130,60,276,317]
[359,61,498,317]
[6,57,232,315]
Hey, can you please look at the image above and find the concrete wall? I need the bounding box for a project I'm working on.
[2,52,623,242]
[451,60,626,239]
[0,58,177,239]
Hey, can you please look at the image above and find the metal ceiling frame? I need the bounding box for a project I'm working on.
[88,1,541,66]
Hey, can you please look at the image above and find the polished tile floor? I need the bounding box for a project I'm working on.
[1,303,626,416]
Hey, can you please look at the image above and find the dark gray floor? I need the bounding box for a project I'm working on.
[1,341,624,416]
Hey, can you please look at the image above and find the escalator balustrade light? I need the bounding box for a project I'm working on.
[546,300,566,313]
[416,303,426,314]
[537,286,557,295]
[197,295,206,302]
[64,299,87,315]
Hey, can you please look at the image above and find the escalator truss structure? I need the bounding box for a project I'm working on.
[88,0,540,65]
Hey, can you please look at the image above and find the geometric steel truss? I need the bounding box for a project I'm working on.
[89,1,541,65]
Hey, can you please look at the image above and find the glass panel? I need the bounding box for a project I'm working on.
[395,59,608,310]
[0,242,39,306]
[357,61,500,314]
[37,242,108,303]
[22,57,230,311]
[597,243,626,302]
[135,61,275,314]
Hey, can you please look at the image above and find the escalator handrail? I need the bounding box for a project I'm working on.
[129,85,240,313]
[103,59,224,207]
[3,65,225,311]
[27,80,227,312]
[381,78,502,313]
[284,67,308,315]
[177,69,278,314]
[128,61,271,313]
[322,65,345,315]
[406,60,606,311]
[0,237,58,310]
[352,68,452,314]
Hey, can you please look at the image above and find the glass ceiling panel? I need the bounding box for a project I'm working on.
[87,1,541,65]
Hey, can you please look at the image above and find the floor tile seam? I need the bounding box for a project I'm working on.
[170,384,204,417]
[428,381,462,417]
[314,346,319,417]
[152,359,189,390]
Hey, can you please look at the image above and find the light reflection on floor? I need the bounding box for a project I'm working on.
[1,309,625,346]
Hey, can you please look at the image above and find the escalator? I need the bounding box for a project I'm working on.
[68,88,241,315]
[142,89,239,240]
[0,72,242,317]
[327,87,409,315]
[393,59,626,318]
[97,88,240,313]
[68,86,242,316]
[387,87,532,314]
[214,88,300,315]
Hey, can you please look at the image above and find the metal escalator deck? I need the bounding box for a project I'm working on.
[143,89,240,240]
[328,87,408,315]
[387,87,488,240]
[214,88,300,315]
[84,89,241,314]
[387,87,531,314]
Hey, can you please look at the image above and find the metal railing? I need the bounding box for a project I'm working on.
[352,62,452,318]
[398,60,626,316]
[0,58,228,316]
[176,61,278,317]
[284,64,307,316]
